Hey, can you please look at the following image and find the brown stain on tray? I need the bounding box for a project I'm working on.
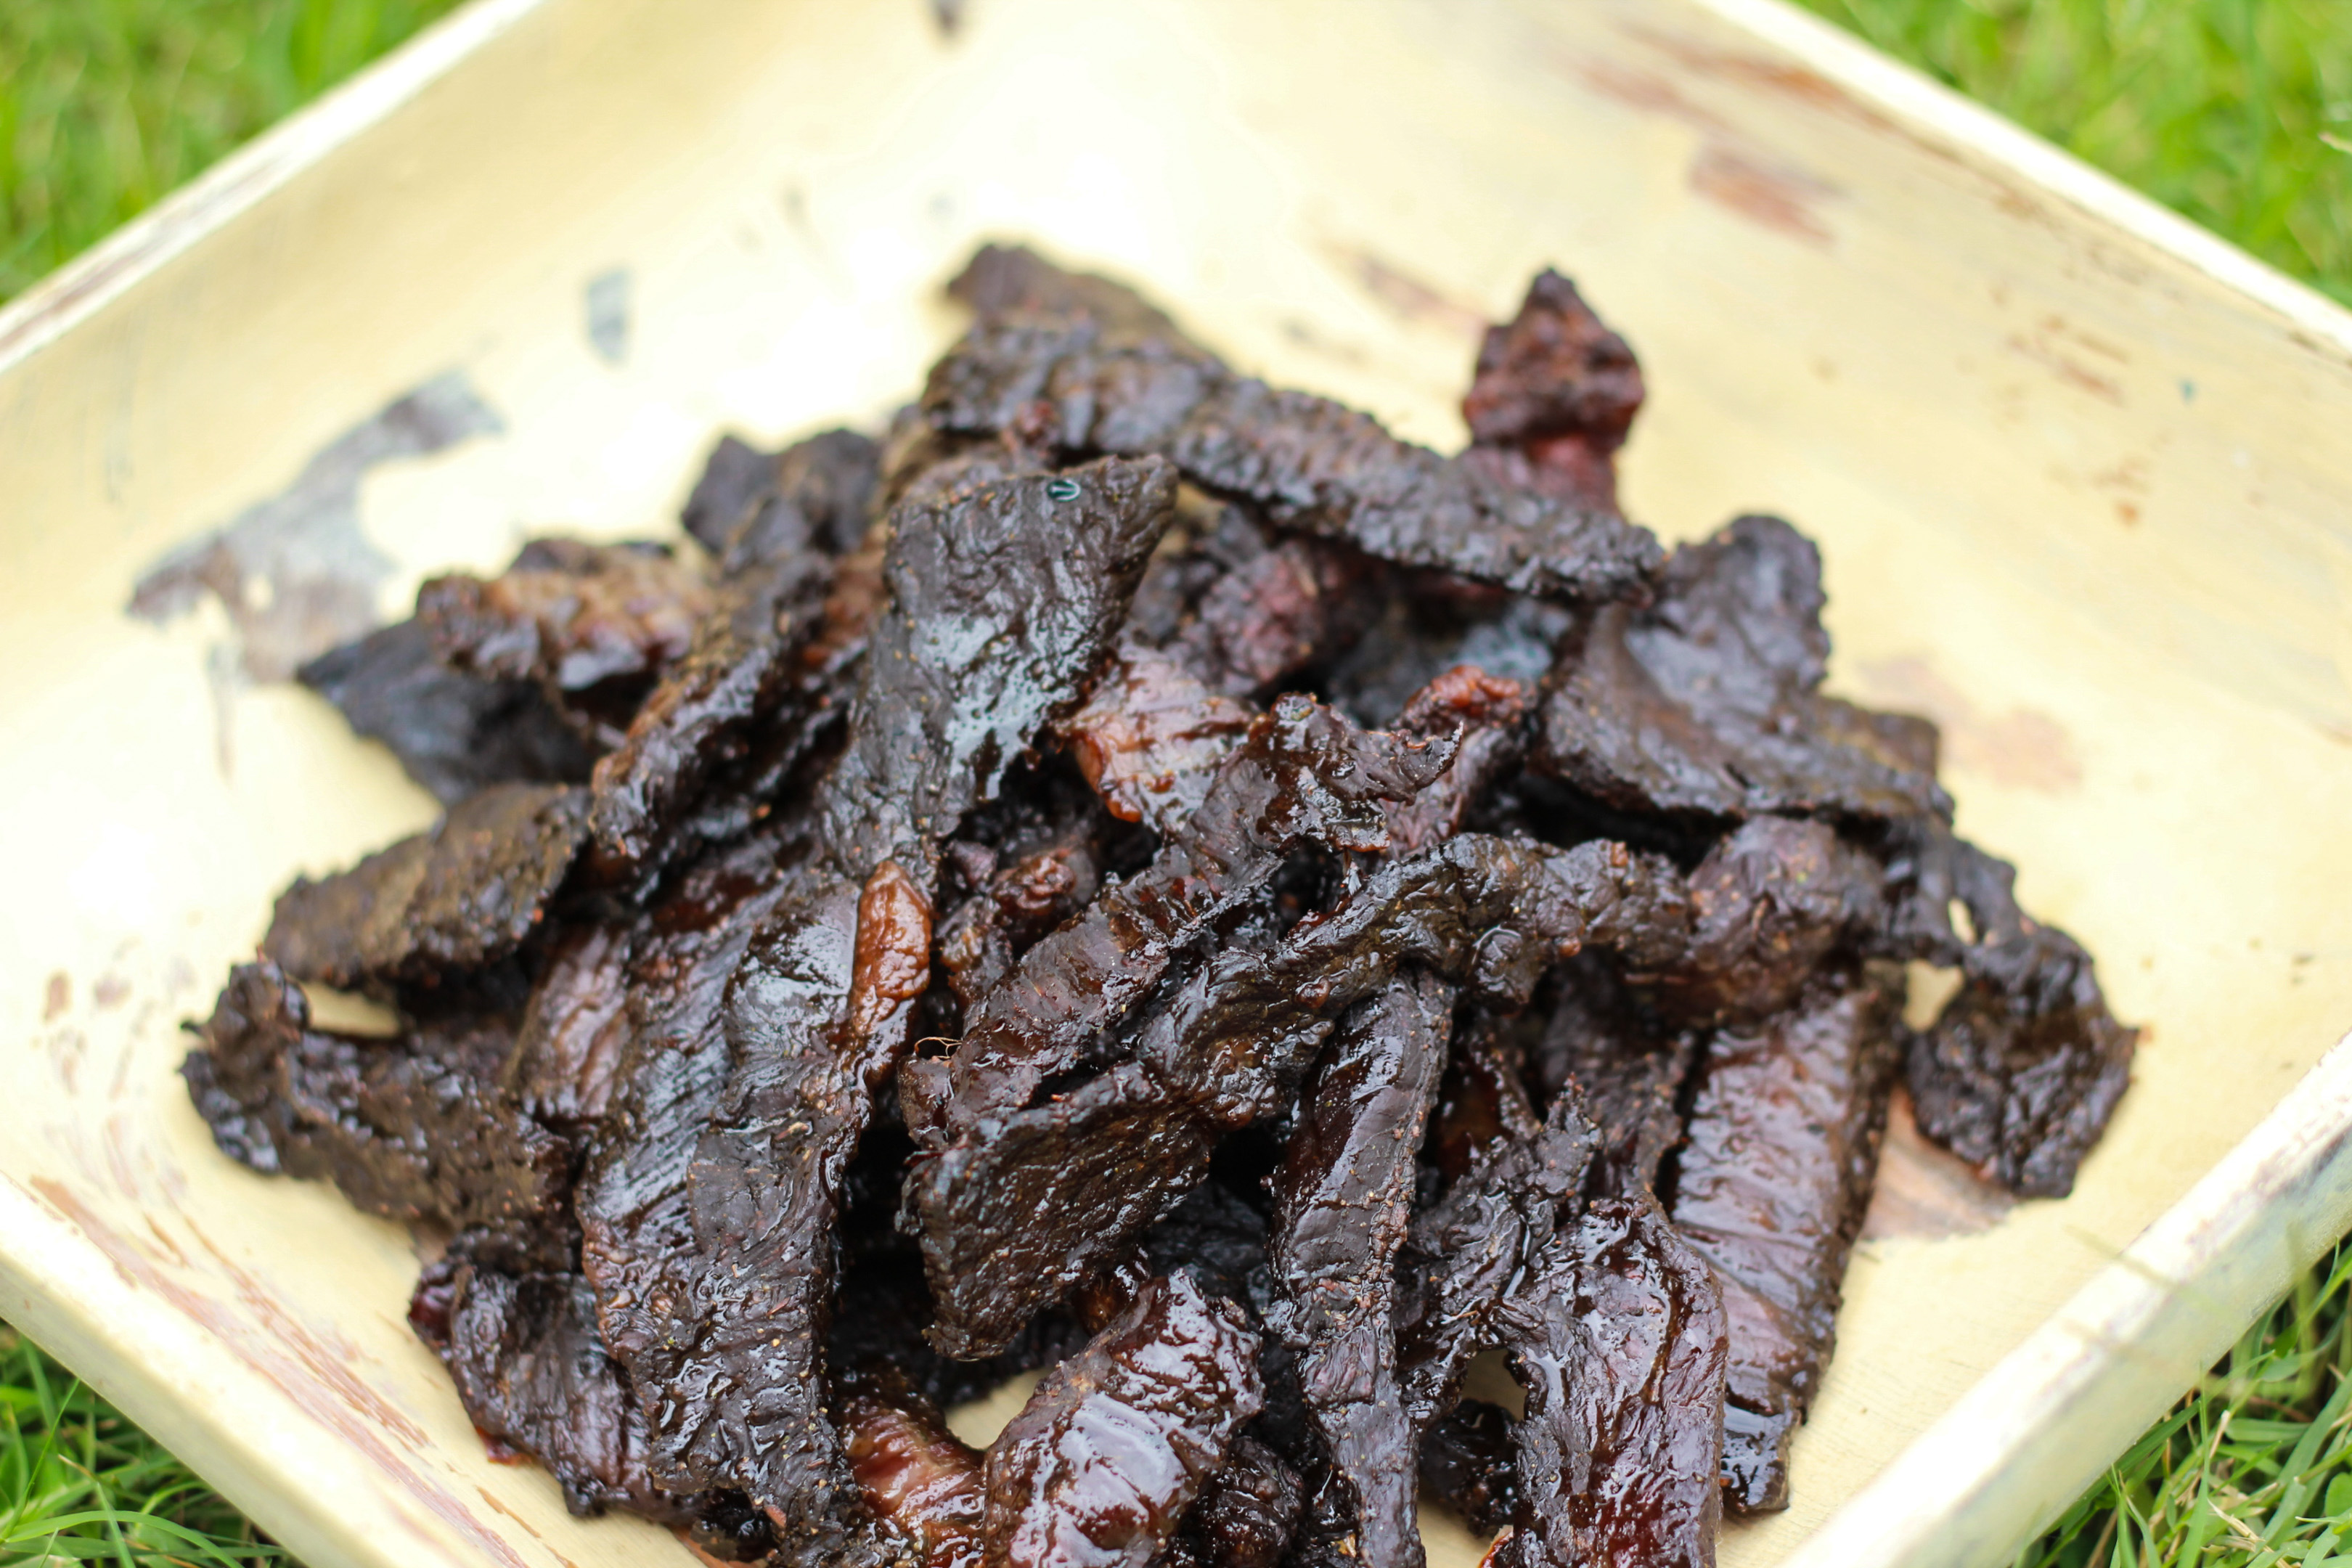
[1863,1090,2016,1240]
[1570,54,1842,248]
[1317,240,1490,339]
[1688,145,1838,248]
[1858,657,2084,795]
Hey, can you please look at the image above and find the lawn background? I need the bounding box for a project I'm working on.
[3,1,2348,1564]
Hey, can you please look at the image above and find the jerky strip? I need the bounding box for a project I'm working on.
[184,962,566,1263]
[1644,814,1885,1029]
[420,539,712,701]
[817,454,1178,878]
[584,549,834,881]
[631,460,1179,1542]
[981,1271,1263,1568]
[1883,822,2136,1197]
[410,1260,695,1526]
[1263,972,1450,1568]
[1535,513,1948,822]
[1487,1196,1727,1568]
[261,781,589,995]
[1459,268,1646,513]
[838,1370,987,1568]
[502,921,632,1127]
[576,832,803,1368]
[1055,644,1254,835]
[1669,969,1900,1514]
[1395,1094,1596,1432]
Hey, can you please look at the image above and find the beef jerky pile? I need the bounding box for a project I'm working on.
[185,245,2133,1568]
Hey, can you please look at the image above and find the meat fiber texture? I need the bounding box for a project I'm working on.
[186,242,2134,1568]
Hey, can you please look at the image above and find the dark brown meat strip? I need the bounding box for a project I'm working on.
[1487,1196,1727,1568]
[907,696,1458,1150]
[576,833,804,1378]
[837,1371,987,1568]
[615,459,1180,1551]
[1165,539,1379,700]
[920,294,1664,601]
[1886,825,2134,1197]
[949,242,1202,345]
[1523,957,1696,1196]
[184,962,567,1265]
[502,921,633,1127]
[710,428,881,573]
[910,834,1683,1359]
[1534,513,1948,822]
[1643,814,1885,1029]
[583,549,836,881]
[620,864,901,1545]
[261,781,590,995]
[1383,666,1529,857]
[1459,269,1646,514]
[817,454,1178,877]
[297,618,596,807]
[1262,973,1450,1568]
[1395,1094,1595,1433]
[1055,644,1255,834]
[420,539,713,700]
[1668,968,1900,1514]
[982,1271,1263,1568]
[936,828,1102,1015]
[409,1259,691,1524]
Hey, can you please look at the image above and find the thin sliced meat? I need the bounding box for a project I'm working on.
[1534,514,1948,823]
[420,539,713,729]
[184,962,567,1266]
[1460,268,1646,513]
[1487,1196,1726,1568]
[1263,973,1450,1568]
[261,782,589,995]
[922,314,1662,603]
[1882,822,2136,1197]
[502,921,633,1128]
[982,1271,1262,1568]
[909,696,1458,1149]
[1668,968,1900,1514]
[912,834,1682,1359]
[584,550,835,882]
[838,1371,987,1568]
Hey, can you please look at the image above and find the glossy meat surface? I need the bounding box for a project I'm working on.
[1669,971,1900,1513]
[185,962,568,1264]
[1489,1197,1727,1568]
[1535,514,1948,823]
[1264,973,1450,1568]
[982,1272,1262,1568]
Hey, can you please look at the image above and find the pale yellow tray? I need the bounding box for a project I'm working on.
[4,2,2350,1566]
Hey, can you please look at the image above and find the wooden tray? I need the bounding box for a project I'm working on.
[4,1,2349,1564]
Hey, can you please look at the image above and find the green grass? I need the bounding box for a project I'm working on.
[0,0,467,302]
[2015,1244,2352,1568]
[1793,0,2352,306]
[1,1326,277,1568]
[2,1,2350,1566]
